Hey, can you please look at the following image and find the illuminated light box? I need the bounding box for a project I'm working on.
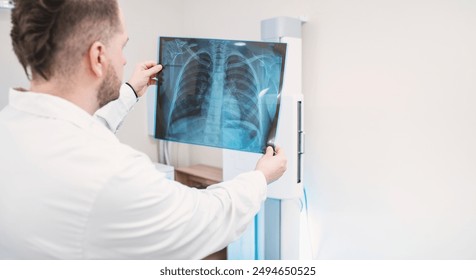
[155,36,286,153]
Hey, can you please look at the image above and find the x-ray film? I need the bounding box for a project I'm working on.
[155,37,286,153]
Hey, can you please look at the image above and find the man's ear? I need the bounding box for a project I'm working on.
[88,41,107,78]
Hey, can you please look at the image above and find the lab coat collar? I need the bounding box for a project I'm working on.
[8,88,96,129]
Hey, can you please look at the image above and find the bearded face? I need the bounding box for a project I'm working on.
[97,63,122,108]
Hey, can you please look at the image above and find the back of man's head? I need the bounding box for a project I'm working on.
[10,0,121,82]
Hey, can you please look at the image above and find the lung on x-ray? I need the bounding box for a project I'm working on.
[155,37,286,153]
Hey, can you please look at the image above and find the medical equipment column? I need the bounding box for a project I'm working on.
[261,16,305,260]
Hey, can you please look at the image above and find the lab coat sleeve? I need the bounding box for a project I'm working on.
[94,84,138,133]
[84,146,267,259]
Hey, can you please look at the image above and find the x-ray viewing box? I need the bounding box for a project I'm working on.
[154,37,287,154]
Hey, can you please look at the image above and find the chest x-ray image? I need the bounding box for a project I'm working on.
[155,37,286,153]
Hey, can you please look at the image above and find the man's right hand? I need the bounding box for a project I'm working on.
[255,146,287,184]
[127,61,163,97]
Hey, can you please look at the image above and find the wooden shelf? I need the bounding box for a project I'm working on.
[175,164,222,189]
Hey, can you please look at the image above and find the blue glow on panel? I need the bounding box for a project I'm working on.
[155,37,286,153]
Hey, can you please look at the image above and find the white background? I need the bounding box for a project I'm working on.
[1,0,476,259]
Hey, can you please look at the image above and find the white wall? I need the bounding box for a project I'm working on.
[0,9,28,108]
[304,0,476,259]
[2,0,476,259]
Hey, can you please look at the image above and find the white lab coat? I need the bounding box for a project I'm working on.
[0,85,267,259]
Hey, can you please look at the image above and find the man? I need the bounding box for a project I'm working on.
[0,0,287,259]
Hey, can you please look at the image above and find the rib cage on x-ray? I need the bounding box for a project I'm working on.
[156,37,286,153]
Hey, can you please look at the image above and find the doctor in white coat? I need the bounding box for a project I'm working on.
[0,0,287,259]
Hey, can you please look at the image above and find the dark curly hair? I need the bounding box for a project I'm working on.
[10,0,120,81]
